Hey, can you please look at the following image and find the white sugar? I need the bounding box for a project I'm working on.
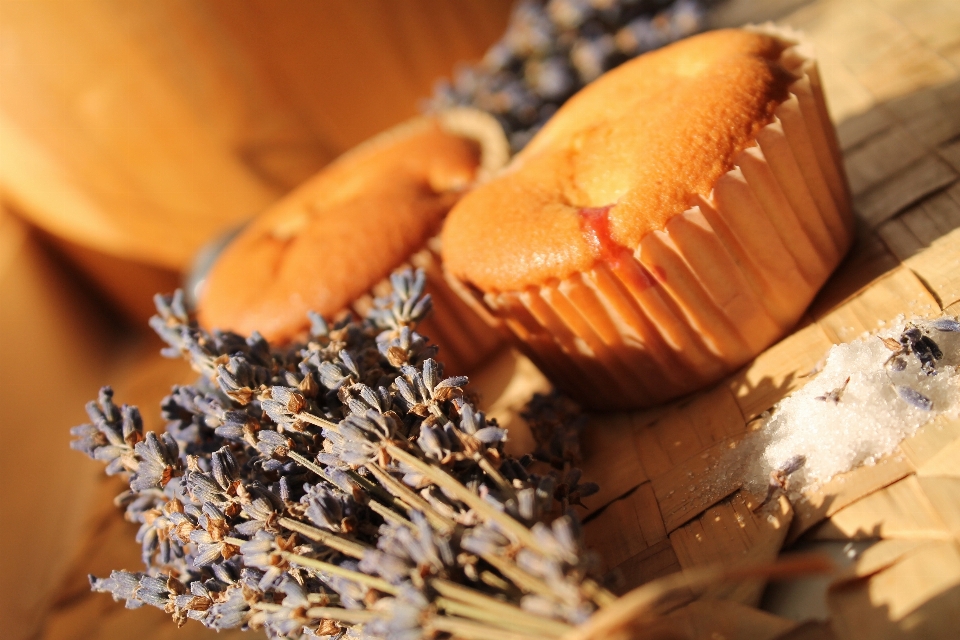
[744,315,960,495]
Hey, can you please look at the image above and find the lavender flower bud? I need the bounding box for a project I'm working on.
[205,586,249,629]
[308,310,329,337]
[930,317,960,332]
[210,446,239,490]
[90,570,145,609]
[473,426,508,444]
[395,376,417,406]
[304,485,344,531]
[131,432,180,491]
[136,574,183,609]
[318,361,348,390]
[184,470,225,505]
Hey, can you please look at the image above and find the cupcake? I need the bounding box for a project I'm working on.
[198,109,509,373]
[441,27,853,410]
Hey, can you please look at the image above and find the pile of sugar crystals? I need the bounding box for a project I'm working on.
[745,315,960,494]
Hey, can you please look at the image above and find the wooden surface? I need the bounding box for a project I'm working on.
[6,1,960,639]
[0,0,512,268]
[0,0,512,323]
[0,206,121,640]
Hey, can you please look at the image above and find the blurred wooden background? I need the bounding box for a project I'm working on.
[0,3,512,639]
[0,0,512,323]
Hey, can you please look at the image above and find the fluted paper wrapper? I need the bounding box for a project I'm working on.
[347,109,509,374]
[352,239,506,374]
[455,25,853,409]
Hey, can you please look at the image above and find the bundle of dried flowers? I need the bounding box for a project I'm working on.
[71,269,609,639]
[429,0,708,151]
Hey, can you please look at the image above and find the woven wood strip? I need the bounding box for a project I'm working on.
[773,620,838,640]
[877,184,960,261]
[903,227,960,309]
[648,435,746,534]
[856,156,957,228]
[727,320,834,421]
[811,475,951,540]
[904,184,960,239]
[632,385,746,479]
[579,412,650,515]
[941,139,960,171]
[898,414,960,470]
[914,476,960,538]
[583,482,666,573]
[814,266,940,344]
[836,109,893,152]
[669,493,792,606]
[834,538,929,583]
[787,455,916,544]
[894,88,960,149]
[826,540,960,640]
[611,538,683,595]
[844,124,928,197]
[807,232,902,317]
[916,439,960,478]
[640,600,798,640]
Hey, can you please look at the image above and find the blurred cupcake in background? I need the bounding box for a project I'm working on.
[198,108,509,373]
[441,26,853,410]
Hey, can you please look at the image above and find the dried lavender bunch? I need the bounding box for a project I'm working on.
[72,269,610,639]
[428,0,708,151]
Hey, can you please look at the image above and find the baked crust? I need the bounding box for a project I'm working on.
[199,118,482,342]
[442,30,796,293]
[439,26,852,408]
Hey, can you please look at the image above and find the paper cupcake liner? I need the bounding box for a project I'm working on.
[343,109,509,374]
[454,26,853,409]
[352,239,506,374]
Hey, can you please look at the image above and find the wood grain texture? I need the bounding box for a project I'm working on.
[0,206,116,640]
[0,0,511,271]
[827,541,960,640]
[670,494,793,606]
[583,482,667,574]
[903,227,960,308]
[812,475,951,540]
[814,266,940,344]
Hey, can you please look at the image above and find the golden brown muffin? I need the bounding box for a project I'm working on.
[442,27,852,409]
[199,111,509,372]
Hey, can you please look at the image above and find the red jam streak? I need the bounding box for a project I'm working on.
[578,206,661,291]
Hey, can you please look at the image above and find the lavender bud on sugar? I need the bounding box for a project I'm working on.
[896,385,933,411]
[930,317,960,332]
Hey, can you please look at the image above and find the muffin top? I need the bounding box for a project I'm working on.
[441,29,795,293]
[199,117,484,342]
